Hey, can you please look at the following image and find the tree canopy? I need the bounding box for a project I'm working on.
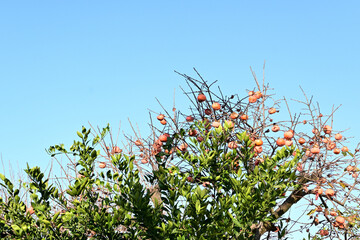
[0,69,359,239]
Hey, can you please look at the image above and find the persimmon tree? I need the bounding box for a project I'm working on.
[1,68,360,239]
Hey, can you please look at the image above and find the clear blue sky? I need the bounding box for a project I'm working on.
[1,1,359,179]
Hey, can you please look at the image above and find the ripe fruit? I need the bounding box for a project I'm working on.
[159,135,168,142]
[230,112,238,119]
[113,146,122,154]
[327,142,336,150]
[312,128,319,134]
[314,187,323,200]
[271,125,280,132]
[188,129,197,136]
[316,206,323,212]
[157,114,165,121]
[197,94,206,102]
[276,138,286,146]
[27,206,35,215]
[303,120,307,124]
[352,173,358,178]
[322,137,329,144]
[254,139,263,146]
[341,146,349,152]
[296,163,303,172]
[212,121,220,128]
[268,108,276,114]
[330,211,337,216]
[228,141,238,149]
[335,133,343,140]
[333,148,341,154]
[141,158,149,164]
[249,95,257,103]
[205,109,212,115]
[240,114,248,121]
[323,125,332,134]
[212,102,221,110]
[254,146,263,153]
[254,91,262,99]
[325,189,335,197]
[99,162,106,168]
[160,119,167,125]
[285,140,293,146]
[202,181,210,187]
[248,91,255,96]
[135,140,142,146]
[310,147,320,154]
[336,216,345,224]
[284,131,294,140]
[298,137,306,145]
[319,230,329,236]
[197,136,204,142]
[186,176,194,183]
[346,165,354,172]
[186,116,194,122]
[178,143,188,151]
[154,139,163,147]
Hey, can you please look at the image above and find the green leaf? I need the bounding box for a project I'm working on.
[195,200,201,213]
[77,131,83,138]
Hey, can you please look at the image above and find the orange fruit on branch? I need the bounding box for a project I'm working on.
[197,94,206,102]
[27,206,35,215]
[230,112,238,119]
[157,114,165,121]
[298,137,306,145]
[212,102,221,110]
[228,141,238,149]
[254,146,263,153]
[112,146,122,154]
[325,189,335,197]
[249,95,257,103]
[254,91,262,99]
[276,138,286,146]
[240,114,248,121]
[188,129,197,136]
[135,140,142,146]
[335,133,343,140]
[268,108,277,114]
[186,116,194,122]
[284,131,294,140]
[205,109,212,115]
[336,216,345,224]
[254,139,263,146]
[211,121,220,128]
[310,147,320,154]
[323,125,332,134]
[333,148,341,154]
[159,134,168,142]
[271,125,280,132]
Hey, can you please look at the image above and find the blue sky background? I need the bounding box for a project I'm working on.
[0,1,359,181]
